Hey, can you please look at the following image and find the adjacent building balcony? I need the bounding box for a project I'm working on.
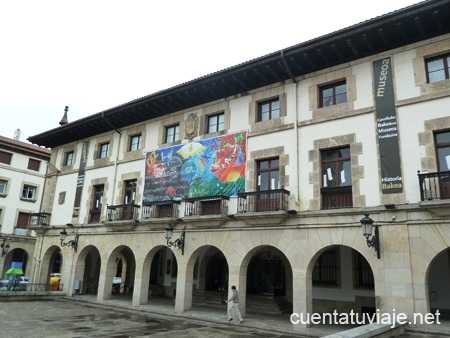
[418,170,450,201]
[237,189,290,213]
[106,204,140,222]
[184,195,229,216]
[28,212,51,227]
[141,200,181,219]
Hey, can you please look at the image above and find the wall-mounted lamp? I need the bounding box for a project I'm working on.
[165,224,185,255]
[1,237,10,257]
[60,229,79,253]
[360,214,380,259]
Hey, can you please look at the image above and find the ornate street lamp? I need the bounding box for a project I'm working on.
[60,229,79,253]
[165,224,185,255]
[360,214,380,259]
[1,237,10,257]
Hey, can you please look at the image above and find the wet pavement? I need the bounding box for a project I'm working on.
[2,296,450,338]
[0,299,308,338]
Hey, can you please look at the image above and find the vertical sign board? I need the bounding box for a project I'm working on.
[373,57,403,194]
[72,141,89,217]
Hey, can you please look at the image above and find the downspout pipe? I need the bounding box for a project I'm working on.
[280,51,300,209]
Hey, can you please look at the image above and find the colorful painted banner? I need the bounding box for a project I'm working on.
[144,131,247,203]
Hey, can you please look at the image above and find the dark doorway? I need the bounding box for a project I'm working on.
[247,251,285,296]
[205,252,228,290]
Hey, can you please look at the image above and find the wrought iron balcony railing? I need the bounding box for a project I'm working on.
[27,212,51,227]
[418,170,450,201]
[237,189,290,213]
[106,204,140,222]
[141,200,181,219]
[320,186,353,209]
[184,195,229,216]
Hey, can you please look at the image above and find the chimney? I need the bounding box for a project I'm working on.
[59,106,69,125]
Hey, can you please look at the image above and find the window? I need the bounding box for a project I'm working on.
[435,131,450,172]
[256,158,280,211]
[207,113,224,133]
[319,81,347,107]
[64,151,74,166]
[28,158,40,171]
[257,158,279,191]
[354,252,374,289]
[426,54,450,83]
[0,180,7,195]
[17,212,30,229]
[124,180,137,204]
[165,125,180,143]
[321,147,352,209]
[129,134,142,151]
[258,98,279,122]
[99,142,109,158]
[0,151,12,165]
[22,185,36,200]
[313,249,338,286]
[90,184,104,223]
[434,131,450,198]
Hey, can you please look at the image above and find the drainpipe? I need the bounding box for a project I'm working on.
[102,113,122,206]
[280,51,300,208]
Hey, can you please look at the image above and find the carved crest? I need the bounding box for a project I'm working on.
[185,113,198,140]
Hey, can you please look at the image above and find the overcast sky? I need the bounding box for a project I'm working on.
[0,0,422,144]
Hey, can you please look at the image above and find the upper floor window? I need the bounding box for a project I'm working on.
[0,180,7,195]
[319,81,347,107]
[0,151,12,165]
[124,179,137,204]
[90,184,104,223]
[22,184,36,200]
[257,158,279,191]
[28,158,40,171]
[426,54,450,83]
[99,142,110,158]
[258,98,280,122]
[207,112,224,133]
[129,134,142,151]
[435,131,450,199]
[165,125,180,143]
[435,131,450,172]
[64,151,74,166]
[321,147,352,209]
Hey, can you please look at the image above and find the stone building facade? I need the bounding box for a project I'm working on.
[27,0,450,331]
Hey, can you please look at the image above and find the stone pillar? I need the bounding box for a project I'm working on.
[132,256,149,307]
[174,258,192,313]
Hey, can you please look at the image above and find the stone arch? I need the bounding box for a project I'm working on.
[307,244,376,316]
[133,244,167,306]
[425,247,450,317]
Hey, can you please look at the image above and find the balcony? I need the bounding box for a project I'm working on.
[184,195,229,216]
[28,212,51,227]
[237,189,290,213]
[320,186,353,209]
[141,201,181,219]
[418,170,450,201]
[106,204,140,222]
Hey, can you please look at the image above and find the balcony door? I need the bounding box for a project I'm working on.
[321,147,352,209]
[90,184,104,223]
[436,131,450,199]
[123,180,137,219]
[256,158,279,211]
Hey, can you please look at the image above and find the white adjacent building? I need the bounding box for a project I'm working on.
[0,136,50,279]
